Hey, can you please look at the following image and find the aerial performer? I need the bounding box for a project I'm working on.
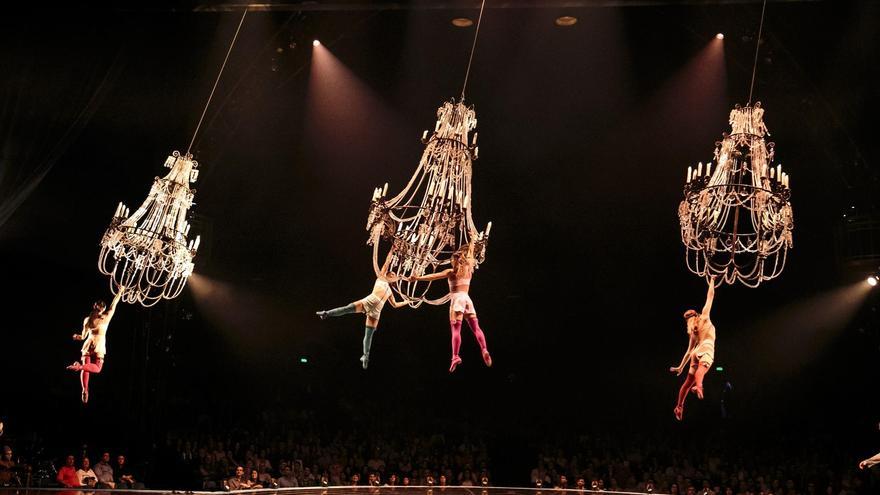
[316,255,407,369]
[410,242,491,372]
[669,277,716,420]
[66,287,125,403]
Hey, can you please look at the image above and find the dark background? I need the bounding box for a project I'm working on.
[1,0,879,485]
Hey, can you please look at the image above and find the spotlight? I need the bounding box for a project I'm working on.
[452,17,474,28]
[716,33,725,40]
[299,357,309,364]
[868,275,878,287]
[313,39,320,47]
[555,16,578,27]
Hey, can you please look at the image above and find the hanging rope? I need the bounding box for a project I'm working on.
[747,0,768,106]
[460,0,487,101]
[187,7,248,155]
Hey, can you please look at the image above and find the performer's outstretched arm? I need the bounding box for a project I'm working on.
[411,269,453,282]
[106,286,125,317]
[670,335,696,376]
[701,277,716,318]
[388,292,407,309]
[860,452,880,469]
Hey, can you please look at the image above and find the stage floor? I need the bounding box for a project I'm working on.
[0,487,660,495]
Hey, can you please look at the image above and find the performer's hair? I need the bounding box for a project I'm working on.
[683,309,699,319]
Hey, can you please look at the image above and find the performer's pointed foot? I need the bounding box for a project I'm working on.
[67,362,82,371]
[691,385,704,400]
[449,356,462,373]
[482,350,492,367]
[316,311,328,320]
[360,354,369,370]
[81,391,89,404]
[673,406,683,421]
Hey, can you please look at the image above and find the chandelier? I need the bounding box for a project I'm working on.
[365,0,491,307]
[97,8,248,306]
[367,100,492,306]
[99,151,201,306]
[678,103,793,287]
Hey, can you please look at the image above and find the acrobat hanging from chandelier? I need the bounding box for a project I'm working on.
[66,287,125,404]
[410,241,491,373]
[669,277,716,420]
[316,254,408,369]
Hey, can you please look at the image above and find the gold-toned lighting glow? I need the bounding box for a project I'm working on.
[555,16,578,27]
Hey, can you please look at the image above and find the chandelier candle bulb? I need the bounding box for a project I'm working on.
[777,164,782,180]
[422,130,428,141]
[472,132,478,145]
[706,162,712,176]
[697,162,703,176]
[383,183,388,197]
[486,221,492,235]
[687,166,693,183]
[193,235,200,251]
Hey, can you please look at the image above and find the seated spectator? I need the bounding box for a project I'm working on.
[245,468,263,489]
[56,455,79,488]
[0,446,18,487]
[226,466,247,490]
[115,454,141,489]
[94,452,115,488]
[76,457,97,488]
[277,465,298,488]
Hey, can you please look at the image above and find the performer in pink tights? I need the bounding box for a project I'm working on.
[411,242,492,372]
[670,277,716,420]
[67,287,125,403]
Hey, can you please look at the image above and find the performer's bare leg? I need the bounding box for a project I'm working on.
[690,363,709,399]
[674,373,696,421]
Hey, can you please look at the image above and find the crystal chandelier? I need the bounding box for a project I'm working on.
[365,0,491,307]
[97,8,248,306]
[99,151,201,306]
[367,100,492,306]
[678,103,793,287]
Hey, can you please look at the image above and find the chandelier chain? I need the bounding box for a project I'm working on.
[747,0,768,106]
[461,0,487,101]
[187,7,248,155]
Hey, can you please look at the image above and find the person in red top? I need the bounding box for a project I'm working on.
[56,455,79,487]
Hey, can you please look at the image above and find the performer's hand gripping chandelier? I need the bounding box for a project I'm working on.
[677,0,793,287]
[98,9,248,306]
[366,0,492,307]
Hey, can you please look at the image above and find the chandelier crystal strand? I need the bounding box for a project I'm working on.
[678,104,793,287]
[97,8,247,307]
[99,151,200,306]
[367,101,491,307]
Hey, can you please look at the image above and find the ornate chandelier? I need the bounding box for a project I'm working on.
[365,0,491,307]
[99,151,201,306]
[366,100,492,306]
[97,9,248,306]
[678,103,793,287]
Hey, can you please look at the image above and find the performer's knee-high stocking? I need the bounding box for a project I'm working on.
[465,317,492,366]
[449,320,463,372]
[317,303,356,319]
[79,355,103,393]
[361,326,376,369]
[450,320,462,358]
